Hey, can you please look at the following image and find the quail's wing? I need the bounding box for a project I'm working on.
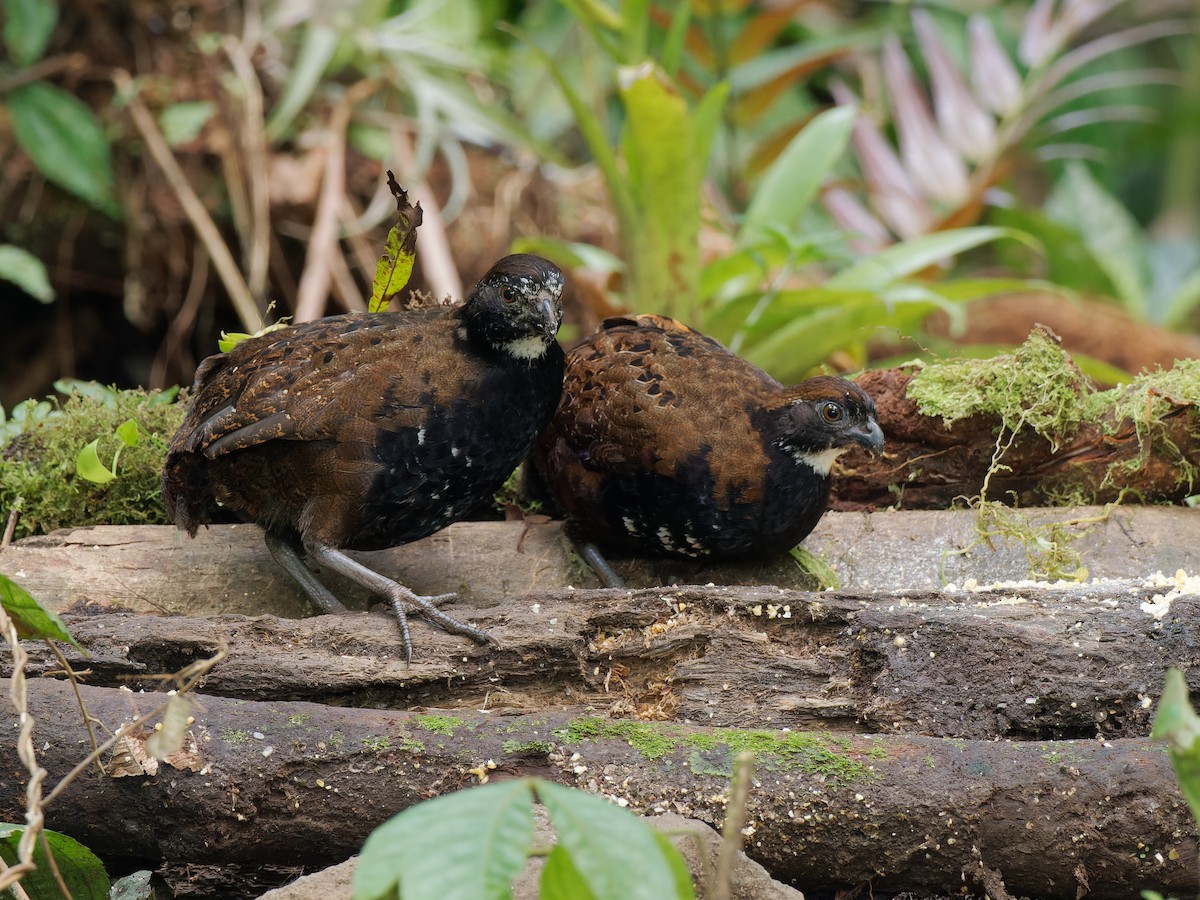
[176,311,446,460]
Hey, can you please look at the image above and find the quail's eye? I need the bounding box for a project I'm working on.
[821,402,844,423]
[500,286,517,304]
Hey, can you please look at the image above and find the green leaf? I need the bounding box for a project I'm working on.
[741,105,855,239]
[352,779,536,900]
[9,81,118,216]
[1044,162,1148,315]
[617,62,707,317]
[159,101,216,147]
[265,21,340,139]
[3,0,58,66]
[828,227,1024,291]
[369,176,423,313]
[218,320,289,353]
[0,573,80,648]
[1152,669,1200,828]
[0,825,109,899]
[0,244,54,302]
[146,694,191,759]
[536,780,692,900]
[540,844,598,900]
[109,870,155,900]
[116,418,140,448]
[76,437,117,484]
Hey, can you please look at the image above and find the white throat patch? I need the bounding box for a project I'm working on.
[502,335,549,360]
[787,446,847,475]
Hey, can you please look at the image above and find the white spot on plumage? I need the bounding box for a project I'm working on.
[621,516,638,535]
[417,426,427,445]
[451,445,461,458]
[788,446,847,475]
[502,336,549,360]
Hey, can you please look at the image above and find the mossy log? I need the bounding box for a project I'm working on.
[10,580,1200,743]
[837,361,1200,510]
[1,678,1193,899]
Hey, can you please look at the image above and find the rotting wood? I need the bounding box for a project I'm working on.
[1,679,1192,900]
[9,581,1199,741]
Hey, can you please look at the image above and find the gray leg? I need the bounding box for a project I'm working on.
[302,538,499,661]
[580,541,626,589]
[265,532,347,614]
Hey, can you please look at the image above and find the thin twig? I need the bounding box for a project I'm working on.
[112,69,262,333]
[294,79,381,322]
[223,36,271,302]
[1,501,20,550]
[0,53,87,93]
[40,648,226,809]
[47,641,104,777]
[710,751,754,900]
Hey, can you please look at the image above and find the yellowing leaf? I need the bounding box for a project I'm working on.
[369,172,424,313]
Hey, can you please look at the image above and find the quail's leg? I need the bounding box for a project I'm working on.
[579,541,627,589]
[302,538,499,661]
[265,532,347,614]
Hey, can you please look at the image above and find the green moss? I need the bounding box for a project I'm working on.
[790,546,836,590]
[561,717,877,783]
[491,463,543,516]
[502,739,554,755]
[907,327,1086,451]
[0,384,185,539]
[328,731,345,749]
[396,737,426,754]
[221,729,252,744]
[416,715,465,736]
[363,736,392,752]
[287,714,311,726]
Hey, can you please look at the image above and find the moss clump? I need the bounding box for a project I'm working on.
[415,715,465,736]
[907,326,1087,451]
[1,384,185,539]
[561,717,878,783]
[501,739,554,755]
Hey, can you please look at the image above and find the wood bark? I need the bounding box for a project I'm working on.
[1,679,1193,899]
[9,582,1199,742]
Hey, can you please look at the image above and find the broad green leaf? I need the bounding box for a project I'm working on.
[9,81,118,216]
[1045,162,1148,315]
[0,244,53,302]
[76,438,117,484]
[741,105,855,238]
[660,1,692,77]
[109,870,155,900]
[536,780,692,900]
[0,825,109,899]
[116,418,140,448]
[159,101,216,147]
[691,80,730,190]
[3,0,58,66]
[540,844,598,900]
[828,227,1023,291]
[1152,669,1200,827]
[0,573,80,648]
[369,177,423,313]
[352,779,535,900]
[265,21,339,139]
[146,694,191,759]
[617,62,703,317]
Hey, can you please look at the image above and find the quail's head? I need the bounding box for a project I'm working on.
[770,376,884,475]
[465,254,565,360]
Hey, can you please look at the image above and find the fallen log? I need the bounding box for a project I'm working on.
[8,507,1200,615]
[1,679,1192,899]
[10,579,1200,741]
[839,346,1200,510]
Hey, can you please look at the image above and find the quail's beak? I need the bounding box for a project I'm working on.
[854,419,885,454]
[536,289,561,338]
